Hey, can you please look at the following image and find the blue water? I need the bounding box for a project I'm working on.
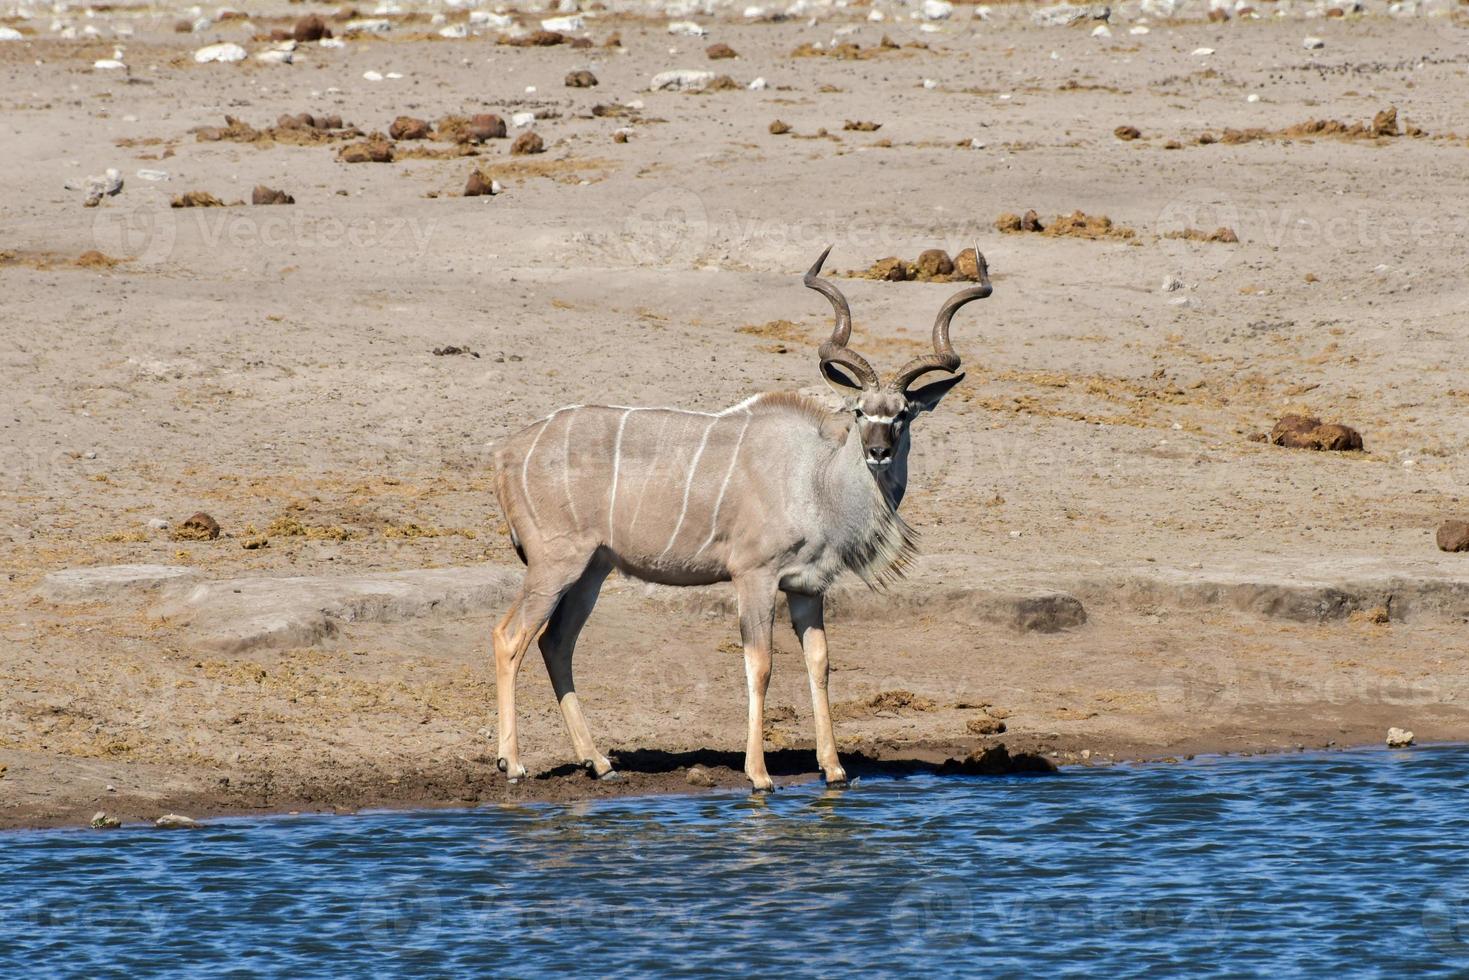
[4,745,1469,976]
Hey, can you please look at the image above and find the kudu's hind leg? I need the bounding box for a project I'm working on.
[735,574,779,793]
[538,557,614,778]
[787,592,847,786]
[494,564,585,782]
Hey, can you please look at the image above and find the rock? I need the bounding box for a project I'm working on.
[564,69,598,87]
[389,115,431,140]
[0,26,24,40]
[90,812,122,829]
[768,119,791,135]
[1161,274,1184,292]
[685,765,717,787]
[1092,23,1111,36]
[155,813,198,828]
[1371,106,1399,137]
[345,18,393,34]
[510,131,544,155]
[843,120,882,132]
[541,14,584,32]
[1269,415,1363,451]
[293,14,330,41]
[338,139,394,163]
[1303,35,1324,49]
[650,69,716,92]
[922,0,954,19]
[748,77,768,90]
[147,518,171,530]
[38,564,200,603]
[1192,47,1215,56]
[511,111,536,128]
[470,114,508,140]
[193,42,247,63]
[667,20,707,36]
[915,249,954,278]
[170,191,225,208]
[966,714,1006,736]
[464,170,498,197]
[251,185,294,205]
[1385,727,1414,748]
[256,49,293,65]
[1031,3,1108,27]
[1437,520,1469,553]
[174,511,221,541]
[706,42,738,59]
[1114,124,1142,141]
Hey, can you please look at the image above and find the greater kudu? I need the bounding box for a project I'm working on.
[491,246,992,790]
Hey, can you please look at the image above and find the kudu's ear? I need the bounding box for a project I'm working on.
[821,360,866,399]
[906,372,965,414]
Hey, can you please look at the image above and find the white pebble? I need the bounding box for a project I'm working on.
[193,42,246,63]
[1303,36,1324,49]
[362,69,383,81]
[1246,93,1260,102]
[1129,24,1149,34]
[922,78,938,89]
[667,20,707,36]
[511,110,536,127]
[1092,23,1111,36]
[1192,46,1214,56]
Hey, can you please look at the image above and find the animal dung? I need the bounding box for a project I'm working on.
[1437,520,1469,553]
[173,512,221,541]
[388,116,431,140]
[564,69,598,88]
[251,185,294,205]
[1268,415,1363,451]
[510,131,545,155]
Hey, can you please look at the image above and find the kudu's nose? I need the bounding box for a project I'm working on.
[867,446,891,464]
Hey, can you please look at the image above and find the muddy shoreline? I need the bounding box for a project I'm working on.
[3,725,1443,832]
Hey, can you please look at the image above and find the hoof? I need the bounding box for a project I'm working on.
[824,768,849,787]
[497,757,526,781]
[749,780,775,794]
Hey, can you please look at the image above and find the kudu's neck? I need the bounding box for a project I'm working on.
[823,416,909,511]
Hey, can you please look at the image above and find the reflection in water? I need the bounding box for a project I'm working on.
[3,746,1469,975]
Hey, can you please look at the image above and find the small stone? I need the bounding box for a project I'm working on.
[251,185,294,205]
[768,119,791,135]
[389,115,431,140]
[565,69,598,87]
[511,111,536,128]
[467,114,507,141]
[685,765,717,787]
[915,248,953,278]
[173,511,221,541]
[1114,124,1142,141]
[613,130,630,143]
[91,812,122,829]
[155,813,198,828]
[650,69,716,92]
[193,42,247,63]
[293,14,330,41]
[706,42,738,59]
[511,131,545,155]
[1161,274,1184,292]
[241,536,269,550]
[147,518,170,531]
[1436,520,1469,553]
[1303,36,1324,49]
[1385,727,1414,748]
[922,0,954,18]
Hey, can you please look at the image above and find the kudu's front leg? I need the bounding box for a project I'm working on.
[735,574,778,793]
[787,592,847,786]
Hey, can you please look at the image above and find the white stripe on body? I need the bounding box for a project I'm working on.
[658,417,719,560]
[694,410,752,558]
[607,408,632,546]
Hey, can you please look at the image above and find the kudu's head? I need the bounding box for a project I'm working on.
[804,245,992,470]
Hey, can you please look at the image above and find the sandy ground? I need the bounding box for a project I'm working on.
[3,0,1469,829]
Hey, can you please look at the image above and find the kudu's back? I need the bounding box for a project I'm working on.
[493,397,843,587]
